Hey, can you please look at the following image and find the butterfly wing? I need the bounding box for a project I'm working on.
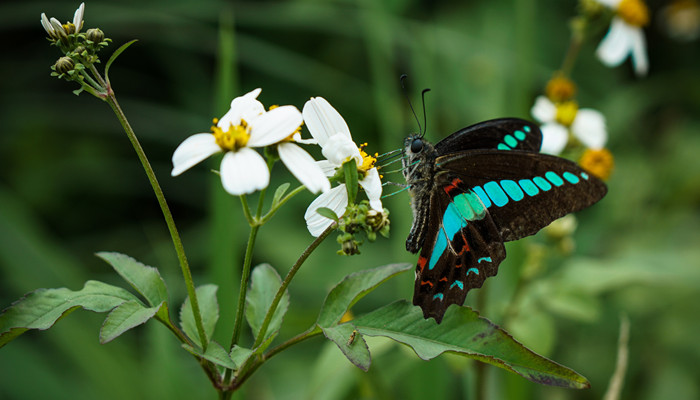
[436,150,607,241]
[435,118,542,154]
[413,178,505,322]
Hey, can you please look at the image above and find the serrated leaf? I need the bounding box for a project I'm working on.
[105,39,137,85]
[182,340,236,369]
[272,183,291,206]
[179,284,219,346]
[317,263,412,328]
[96,252,168,307]
[316,207,339,221]
[322,323,370,371]
[0,280,139,348]
[245,264,289,345]
[343,159,358,204]
[353,300,590,389]
[100,300,163,344]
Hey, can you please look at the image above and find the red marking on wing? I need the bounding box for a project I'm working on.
[457,231,470,255]
[443,178,463,195]
[420,280,434,288]
[439,277,448,282]
[417,256,427,273]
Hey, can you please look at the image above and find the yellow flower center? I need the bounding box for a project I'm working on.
[358,143,377,173]
[211,118,249,151]
[618,0,650,27]
[555,101,579,127]
[579,148,614,180]
[545,74,577,103]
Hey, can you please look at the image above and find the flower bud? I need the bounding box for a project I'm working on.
[86,28,104,43]
[55,56,75,74]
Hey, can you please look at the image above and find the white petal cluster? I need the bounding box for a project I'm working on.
[302,97,383,237]
[531,96,607,155]
[595,0,649,76]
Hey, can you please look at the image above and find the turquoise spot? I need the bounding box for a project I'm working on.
[497,143,511,151]
[477,257,492,264]
[450,280,464,290]
[514,130,526,141]
[504,135,518,148]
[467,267,479,275]
[453,195,476,221]
[500,180,524,201]
[545,171,564,187]
[433,293,444,301]
[484,181,509,207]
[563,171,580,184]
[443,203,466,238]
[533,176,552,191]
[429,229,448,270]
[523,125,531,132]
[472,186,491,208]
[518,179,539,196]
[581,172,589,180]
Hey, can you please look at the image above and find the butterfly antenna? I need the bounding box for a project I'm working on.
[381,184,410,199]
[400,74,423,136]
[420,88,431,139]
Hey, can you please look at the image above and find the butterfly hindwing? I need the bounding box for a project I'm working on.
[412,177,505,322]
[436,150,608,241]
[435,118,542,154]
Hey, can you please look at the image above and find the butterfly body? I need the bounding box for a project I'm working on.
[402,118,607,323]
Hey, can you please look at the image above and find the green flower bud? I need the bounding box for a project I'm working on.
[86,28,105,43]
[55,56,75,74]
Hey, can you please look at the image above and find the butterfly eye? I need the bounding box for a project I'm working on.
[411,138,424,153]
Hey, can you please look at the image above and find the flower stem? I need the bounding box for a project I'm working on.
[229,221,260,348]
[252,224,335,349]
[105,88,209,351]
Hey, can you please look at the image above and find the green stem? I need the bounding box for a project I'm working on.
[229,221,260,348]
[105,88,209,351]
[252,224,335,349]
[259,184,306,224]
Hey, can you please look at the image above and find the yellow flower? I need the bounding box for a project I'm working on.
[579,148,614,180]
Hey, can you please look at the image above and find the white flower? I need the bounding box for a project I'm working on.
[41,2,84,38]
[531,96,607,155]
[302,97,383,236]
[172,88,329,196]
[595,0,650,76]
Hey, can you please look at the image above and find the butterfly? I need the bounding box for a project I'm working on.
[402,118,607,323]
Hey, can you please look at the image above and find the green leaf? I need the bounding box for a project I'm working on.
[353,300,590,389]
[317,263,412,328]
[321,323,371,371]
[315,207,339,222]
[245,264,289,344]
[182,340,237,370]
[179,284,219,346]
[230,345,253,367]
[105,39,137,85]
[343,158,358,204]
[96,252,168,307]
[0,280,139,348]
[100,300,163,344]
[271,182,291,206]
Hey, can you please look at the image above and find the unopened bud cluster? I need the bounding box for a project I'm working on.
[41,3,111,83]
[336,201,390,256]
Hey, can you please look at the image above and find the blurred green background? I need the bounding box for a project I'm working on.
[1,0,699,399]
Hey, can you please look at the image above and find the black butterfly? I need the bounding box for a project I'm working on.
[402,118,607,323]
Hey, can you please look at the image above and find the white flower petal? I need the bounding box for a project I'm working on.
[218,89,265,129]
[630,27,649,76]
[596,0,621,8]
[171,133,221,176]
[302,97,352,147]
[572,109,608,149]
[41,13,55,35]
[220,148,269,195]
[278,143,331,194]
[321,133,362,166]
[596,18,634,68]
[291,132,318,145]
[247,106,303,147]
[316,160,338,177]
[305,185,348,237]
[50,17,65,35]
[359,168,383,211]
[539,123,569,155]
[531,96,557,123]
[73,3,85,32]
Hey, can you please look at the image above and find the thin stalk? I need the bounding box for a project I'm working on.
[252,224,335,349]
[104,87,209,351]
[259,184,306,224]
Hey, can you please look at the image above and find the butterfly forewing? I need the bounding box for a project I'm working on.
[435,118,542,154]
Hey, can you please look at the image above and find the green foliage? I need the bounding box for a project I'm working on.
[179,284,219,346]
[245,263,289,347]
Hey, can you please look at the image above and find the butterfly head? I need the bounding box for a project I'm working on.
[402,134,437,185]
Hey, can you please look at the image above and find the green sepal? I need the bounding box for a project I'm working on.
[343,158,358,204]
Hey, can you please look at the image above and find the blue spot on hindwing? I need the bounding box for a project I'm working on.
[500,180,524,201]
[484,181,509,207]
[429,227,449,270]
[477,257,492,264]
[518,179,539,196]
[450,280,464,290]
[545,171,564,187]
[467,267,479,276]
[533,176,552,191]
[433,293,444,301]
[472,186,491,208]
